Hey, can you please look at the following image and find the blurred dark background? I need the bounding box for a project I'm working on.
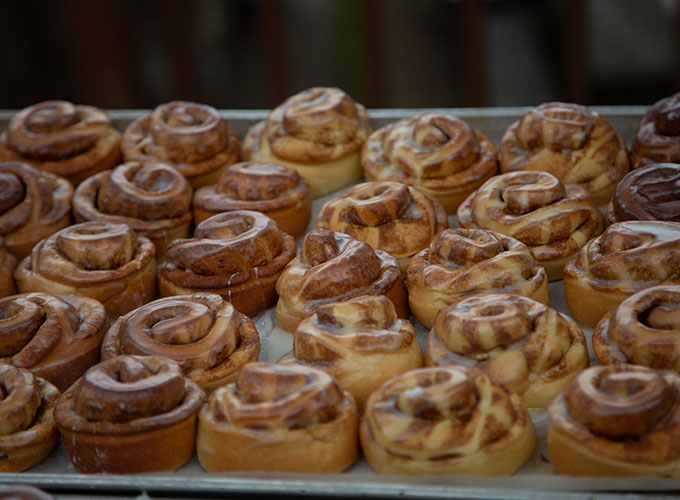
[1,0,678,110]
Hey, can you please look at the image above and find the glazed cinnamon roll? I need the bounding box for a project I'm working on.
[0,365,59,472]
[55,355,204,473]
[0,161,73,259]
[242,87,372,197]
[316,181,448,275]
[548,365,680,477]
[0,101,121,185]
[362,113,498,212]
[193,162,312,238]
[0,293,107,391]
[0,238,17,298]
[457,171,604,280]
[122,101,239,189]
[101,293,259,395]
[197,362,358,473]
[564,221,680,328]
[360,365,535,475]
[275,229,407,333]
[279,295,423,410]
[73,161,193,257]
[631,92,680,169]
[0,485,54,500]
[14,221,157,319]
[159,211,296,317]
[407,228,548,328]
[498,102,629,206]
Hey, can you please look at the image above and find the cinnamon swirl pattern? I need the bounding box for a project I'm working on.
[499,102,629,205]
[197,362,358,473]
[101,293,260,395]
[0,161,73,259]
[14,221,157,319]
[0,365,59,472]
[193,162,312,238]
[457,171,604,280]
[316,181,448,274]
[548,365,680,477]
[74,161,193,256]
[360,365,535,475]
[242,87,372,197]
[122,101,239,189]
[362,113,498,212]
[55,355,204,473]
[631,92,680,169]
[0,239,17,298]
[159,211,296,317]
[275,229,407,333]
[0,101,122,185]
[407,228,548,328]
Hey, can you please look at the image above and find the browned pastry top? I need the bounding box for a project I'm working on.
[631,93,680,169]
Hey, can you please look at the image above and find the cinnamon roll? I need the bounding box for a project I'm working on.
[362,113,498,212]
[316,181,448,275]
[73,161,193,257]
[121,101,239,189]
[0,101,122,185]
[275,229,407,333]
[407,228,548,328]
[360,365,535,475]
[193,162,312,239]
[14,221,157,319]
[0,238,17,298]
[197,362,358,473]
[548,365,680,477]
[242,87,372,197]
[0,365,59,472]
[159,211,296,317]
[457,171,604,280]
[631,92,680,169]
[279,295,424,410]
[564,221,680,328]
[0,161,73,259]
[101,293,259,395]
[0,485,54,500]
[55,355,204,473]
[498,102,629,206]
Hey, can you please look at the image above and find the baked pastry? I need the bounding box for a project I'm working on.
[193,161,312,238]
[407,228,548,327]
[121,101,239,189]
[0,364,60,472]
[362,113,498,212]
[498,102,629,206]
[159,211,296,317]
[360,365,535,475]
[631,92,680,169]
[316,181,448,274]
[0,293,107,392]
[0,485,54,499]
[0,238,17,298]
[0,161,73,259]
[55,355,204,473]
[73,161,193,257]
[426,294,588,409]
[241,87,371,197]
[197,362,358,473]
[101,293,260,395]
[605,162,680,225]
[275,229,407,333]
[548,365,680,477]
[14,221,157,319]
[457,171,604,280]
[564,220,680,328]
[593,285,680,370]
[279,295,424,410]
[0,100,121,185]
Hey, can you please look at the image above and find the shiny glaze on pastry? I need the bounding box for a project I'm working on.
[631,93,680,169]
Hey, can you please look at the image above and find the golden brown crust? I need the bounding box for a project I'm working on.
[0,238,17,298]
[631,93,680,169]
[197,362,358,473]
[0,101,121,185]
[362,113,498,212]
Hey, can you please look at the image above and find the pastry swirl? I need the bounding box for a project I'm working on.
[362,113,498,212]
[631,93,680,169]
[360,365,535,475]
[0,238,17,298]
[0,101,122,185]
